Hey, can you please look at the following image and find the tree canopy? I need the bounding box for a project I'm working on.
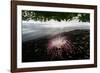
[22,10,90,22]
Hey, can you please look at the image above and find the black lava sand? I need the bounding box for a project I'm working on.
[22,29,90,62]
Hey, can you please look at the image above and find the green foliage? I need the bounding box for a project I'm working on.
[22,10,90,22]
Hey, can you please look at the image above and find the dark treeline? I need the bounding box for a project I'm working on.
[22,10,90,22]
